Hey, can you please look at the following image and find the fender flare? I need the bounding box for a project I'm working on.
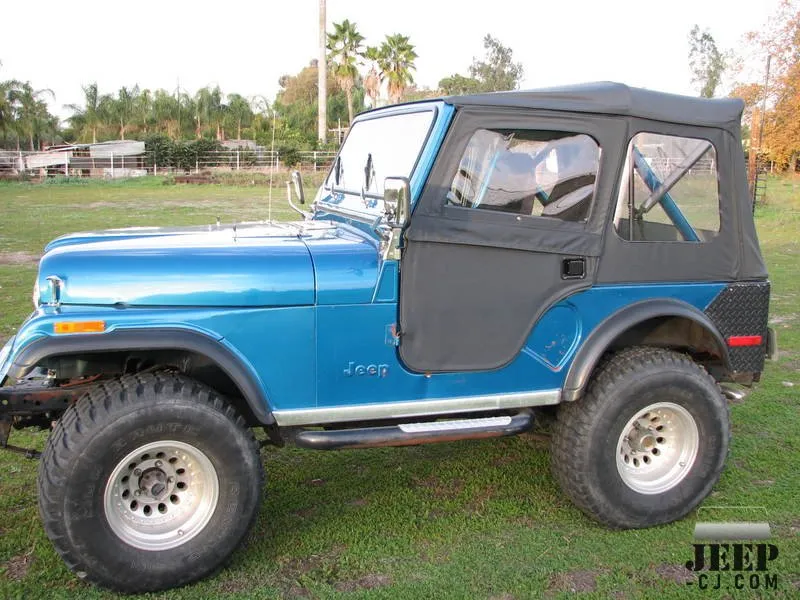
[561,298,730,402]
[6,328,275,424]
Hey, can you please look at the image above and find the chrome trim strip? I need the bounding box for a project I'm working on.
[399,416,512,433]
[272,389,561,427]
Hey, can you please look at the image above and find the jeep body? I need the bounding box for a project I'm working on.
[0,83,772,593]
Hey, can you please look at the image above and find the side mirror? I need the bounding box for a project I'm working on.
[291,170,305,204]
[383,177,411,228]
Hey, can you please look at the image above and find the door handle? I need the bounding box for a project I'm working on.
[562,257,586,280]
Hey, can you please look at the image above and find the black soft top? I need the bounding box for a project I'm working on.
[444,82,744,132]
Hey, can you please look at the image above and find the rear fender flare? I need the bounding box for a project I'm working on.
[561,299,729,402]
[6,328,274,424]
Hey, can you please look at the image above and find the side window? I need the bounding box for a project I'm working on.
[446,129,600,223]
[614,132,720,242]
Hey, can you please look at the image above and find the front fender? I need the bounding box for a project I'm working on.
[561,298,730,402]
[4,327,274,424]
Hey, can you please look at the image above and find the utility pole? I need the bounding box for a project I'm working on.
[317,0,327,144]
[756,55,771,155]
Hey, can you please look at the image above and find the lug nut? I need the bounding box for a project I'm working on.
[133,468,142,477]
[134,489,141,497]
[167,477,175,483]
[155,460,162,468]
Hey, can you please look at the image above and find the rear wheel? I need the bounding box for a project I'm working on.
[551,347,730,528]
[38,372,263,593]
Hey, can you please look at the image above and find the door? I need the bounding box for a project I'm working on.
[398,107,626,373]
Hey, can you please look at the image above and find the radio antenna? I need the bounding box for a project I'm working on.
[267,110,277,222]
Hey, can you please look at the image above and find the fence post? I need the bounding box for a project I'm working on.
[111,152,115,179]
[313,151,317,172]
[236,150,240,171]
[65,154,69,177]
[154,157,158,177]
[196,159,199,174]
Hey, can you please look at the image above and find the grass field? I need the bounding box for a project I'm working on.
[0,176,798,599]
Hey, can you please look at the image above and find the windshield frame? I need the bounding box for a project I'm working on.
[315,103,442,224]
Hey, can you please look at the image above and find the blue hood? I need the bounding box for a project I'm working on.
[37,221,380,308]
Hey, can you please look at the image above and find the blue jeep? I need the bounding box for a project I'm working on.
[0,83,773,592]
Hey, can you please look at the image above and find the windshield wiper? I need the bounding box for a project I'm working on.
[364,153,375,191]
[333,155,343,185]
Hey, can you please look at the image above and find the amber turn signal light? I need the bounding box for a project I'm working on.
[53,321,106,334]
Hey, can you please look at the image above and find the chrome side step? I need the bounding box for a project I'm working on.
[294,411,534,450]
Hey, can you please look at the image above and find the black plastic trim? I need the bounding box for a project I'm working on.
[561,299,730,402]
[6,329,274,424]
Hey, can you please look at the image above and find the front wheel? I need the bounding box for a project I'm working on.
[551,347,730,528]
[37,373,264,593]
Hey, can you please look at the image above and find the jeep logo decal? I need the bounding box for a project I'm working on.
[343,362,389,378]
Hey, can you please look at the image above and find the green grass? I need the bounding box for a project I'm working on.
[1,176,798,599]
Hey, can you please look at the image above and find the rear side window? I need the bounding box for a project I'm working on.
[614,132,720,242]
[446,129,600,223]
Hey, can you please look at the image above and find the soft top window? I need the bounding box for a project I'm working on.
[614,132,720,242]
[446,129,600,223]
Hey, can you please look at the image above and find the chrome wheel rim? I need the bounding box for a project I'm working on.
[615,402,699,495]
[103,440,219,551]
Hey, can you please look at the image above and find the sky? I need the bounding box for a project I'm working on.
[0,0,782,121]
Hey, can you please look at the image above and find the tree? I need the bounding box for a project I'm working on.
[734,0,800,168]
[438,73,483,96]
[377,34,417,104]
[225,93,253,139]
[468,34,523,92]
[688,25,726,98]
[152,89,181,138]
[65,83,104,143]
[12,83,55,150]
[363,46,382,107]
[100,86,139,140]
[194,86,226,140]
[439,34,523,95]
[327,19,365,124]
[135,88,154,134]
[0,78,21,144]
[274,60,358,146]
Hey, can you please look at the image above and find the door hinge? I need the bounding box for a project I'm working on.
[385,324,401,347]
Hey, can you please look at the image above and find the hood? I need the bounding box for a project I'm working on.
[37,221,383,308]
[38,222,317,307]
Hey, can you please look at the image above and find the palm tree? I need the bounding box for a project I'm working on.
[327,19,364,124]
[0,79,22,145]
[102,86,139,140]
[152,89,181,138]
[195,86,226,139]
[135,89,154,134]
[226,93,252,139]
[363,46,382,108]
[377,34,417,104]
[12,83,55,150]
[65,83,102,143]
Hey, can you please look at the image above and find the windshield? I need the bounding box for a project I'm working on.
[322,109,436,214]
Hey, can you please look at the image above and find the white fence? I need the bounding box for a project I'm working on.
[1,149,338,178]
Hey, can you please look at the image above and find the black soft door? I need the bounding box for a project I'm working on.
[398,109,625,373]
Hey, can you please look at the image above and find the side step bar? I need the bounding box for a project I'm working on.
[294,410,534,450]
